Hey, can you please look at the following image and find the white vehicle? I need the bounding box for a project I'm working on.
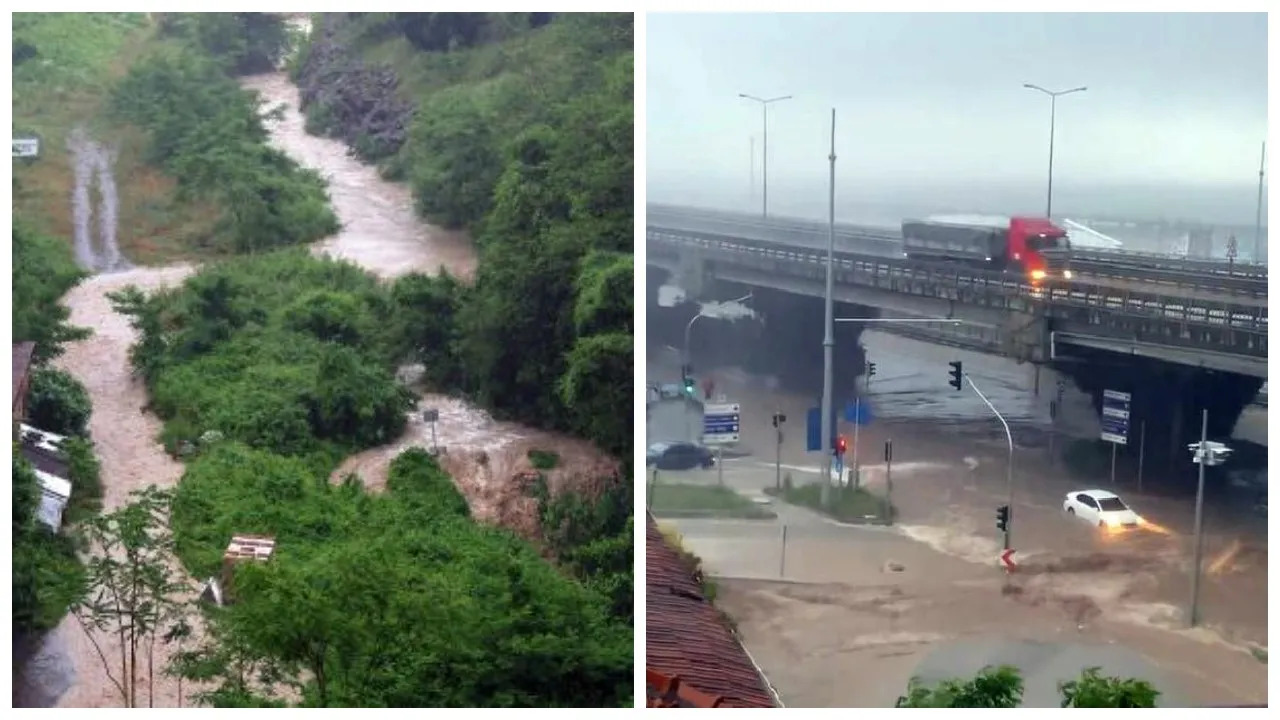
[1062,489,1142,529]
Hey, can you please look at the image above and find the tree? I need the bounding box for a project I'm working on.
[71,486,191,708]
[12,453,85,633]
[896,665,1023,708]
[12,220,90,363]
[26,367,92,437]
[895,665,1162,708]
[1059,666,1160,708]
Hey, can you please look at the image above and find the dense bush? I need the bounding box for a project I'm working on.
[159,12,291,75]
[110,45,338,255]
[171,442,631,706]
[26,367,92,437]
[111,251,412,458]
[12,221,89,363]
[300,13,634,460]
[895,664,1160,708]
[12,454,85,633]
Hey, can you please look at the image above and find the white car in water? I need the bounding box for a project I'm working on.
[1062,489,1142,530]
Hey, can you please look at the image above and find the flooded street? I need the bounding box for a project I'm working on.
[36,59,604,707]
[649,327,1267,705]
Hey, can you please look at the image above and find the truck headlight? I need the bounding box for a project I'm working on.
[1030,269,1047,281]
[1062,270,1074,280]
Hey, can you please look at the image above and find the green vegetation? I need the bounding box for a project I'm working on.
[12,453,85,634]
[110,250,413,460]
[895,664,1160,708]
[12,13,218,264]
[26,367,92,437]
[650,483,776,519]
[765,481,894,524]
[111,18,338,255]
[71,487,188,708]
[295,13,633,461]
[169,444,629,706]
[13,13,333,264]
[11,221,89,363]
[109,249,630,705]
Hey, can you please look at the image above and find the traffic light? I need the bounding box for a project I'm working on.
[771,412,787,428]
[866,362,876,378]
[948,361,963,391]
[835,435,848,455]
[683,376,695,396]
[996,504,1010,533]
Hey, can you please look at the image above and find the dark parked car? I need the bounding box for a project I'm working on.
[646,441,715,471]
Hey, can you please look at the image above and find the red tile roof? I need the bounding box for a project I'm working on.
[645,513,776,708]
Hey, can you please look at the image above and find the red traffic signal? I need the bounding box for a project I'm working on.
[835,435,848,455]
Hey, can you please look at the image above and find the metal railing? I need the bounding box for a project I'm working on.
[648,229,1268,334]
[648,206,1267,295]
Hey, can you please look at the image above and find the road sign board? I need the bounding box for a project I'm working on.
[806,406,820,451]
[1100,389,1131,445]
[1000,548,1017,572]
[844,398,873,425]
[702,402,741,446]
[12,137,39,158]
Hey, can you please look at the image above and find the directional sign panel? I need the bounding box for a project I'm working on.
[702,402,741,446]
[12,137,39,158]
[1100,389,1131,445]
[806,406,821,452]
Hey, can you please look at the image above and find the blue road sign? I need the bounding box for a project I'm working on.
[844,398,873,425]
[1100,389,1131,445]
[806,407,821,452]
[702,402,741,446]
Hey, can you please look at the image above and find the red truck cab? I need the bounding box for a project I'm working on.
[1007,216,1072,282]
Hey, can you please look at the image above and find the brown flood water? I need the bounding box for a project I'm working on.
[37,65,614,708]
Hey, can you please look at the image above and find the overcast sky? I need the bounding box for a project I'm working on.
[647,13,1268,225]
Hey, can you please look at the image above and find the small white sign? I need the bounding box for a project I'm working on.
[12,138,39,158]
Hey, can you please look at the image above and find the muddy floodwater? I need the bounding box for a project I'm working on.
[32,61,606,708]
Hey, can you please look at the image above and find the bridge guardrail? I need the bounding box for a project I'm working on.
[648,208,1268,295]
[648,229,1268,333]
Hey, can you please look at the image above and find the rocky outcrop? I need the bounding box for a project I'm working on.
[293,16,414,161]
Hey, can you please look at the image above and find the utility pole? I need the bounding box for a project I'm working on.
[819,108,837,507]
[750,136,755,205]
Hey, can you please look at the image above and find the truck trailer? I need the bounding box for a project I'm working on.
[900,214,1073,282]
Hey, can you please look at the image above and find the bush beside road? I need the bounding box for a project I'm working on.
[650,481,775,520]
[765,481,895,525]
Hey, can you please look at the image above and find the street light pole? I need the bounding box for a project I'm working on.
[739,92,793,219]
[1189,409,1209,627]
[964,373,1015,551]
[820,108,837,507]
[1023,83,1087,219]
[683,293,755,440]
[1255,141,1266,263]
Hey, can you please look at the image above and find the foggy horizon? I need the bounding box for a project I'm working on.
[648,12,1268,228]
